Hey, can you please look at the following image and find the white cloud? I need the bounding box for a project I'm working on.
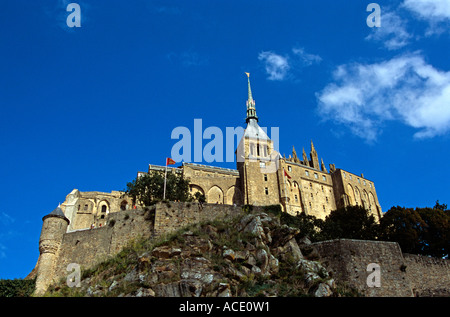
[292,47,322,66]
[258,47,321,81]
[258,51,290,81]
[403,0,450,22]
[402,0,450,35]
[0,212,15,226]
[316,54,450,142]
[365,11,412,50]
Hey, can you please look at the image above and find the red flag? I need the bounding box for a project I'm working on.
[166,158,176,165]
[284,169,291,179]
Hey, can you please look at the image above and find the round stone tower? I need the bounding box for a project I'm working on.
[33,205,69,296]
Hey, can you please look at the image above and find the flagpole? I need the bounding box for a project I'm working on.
[163,159,168,200]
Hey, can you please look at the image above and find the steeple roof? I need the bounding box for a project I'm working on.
[42,204,70,223]
[245,73,258,123]
[242,73,268,140]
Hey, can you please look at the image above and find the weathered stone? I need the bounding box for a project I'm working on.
[217,283,232,297]
[314,283,333,297]
[135,287,155,297]
[284,238,304,261]
[223,248,236,261]
[152,246,172,259]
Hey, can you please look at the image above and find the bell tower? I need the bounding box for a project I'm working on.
[237,73,280,206]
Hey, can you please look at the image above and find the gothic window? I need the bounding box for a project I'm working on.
[305,170,309,176]
[295,195,298,202]
[322,175,326,181]
[264,174,268,182]
[309,183,312,189]
[265,187,269,195]
[343,172,346,178]
[288,166,292,172]
[314,173,318,179]
[321,185,324,192]
[84,204,88,211]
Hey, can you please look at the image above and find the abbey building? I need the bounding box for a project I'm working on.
[58,75,382,231]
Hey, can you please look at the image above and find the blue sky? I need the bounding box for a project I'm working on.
[0,0,449,279]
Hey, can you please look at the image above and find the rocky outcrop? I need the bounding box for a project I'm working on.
[47,211,340,297]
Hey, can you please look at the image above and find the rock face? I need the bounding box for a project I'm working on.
[48,211,339,297]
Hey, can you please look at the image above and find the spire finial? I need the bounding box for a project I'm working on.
[311,139,316,152]
[245,72,258,123]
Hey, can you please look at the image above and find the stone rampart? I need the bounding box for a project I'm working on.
[403,253,450,296]
[312,239,414,296]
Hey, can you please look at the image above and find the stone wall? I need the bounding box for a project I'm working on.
[52,202,245,282]
[36,203,449,297]
[54,208,155,281]
[312,239,414,297]
[153,201,244,236]
[403,253,450,296]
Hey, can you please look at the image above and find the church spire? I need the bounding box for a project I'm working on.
[245,72,258,123]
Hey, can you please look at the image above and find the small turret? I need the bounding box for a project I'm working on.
[292,146,300,163]
[33,205,70,296]
[302,148,309,166]
[310,140,320,170]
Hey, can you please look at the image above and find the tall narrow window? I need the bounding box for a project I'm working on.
[265,187,269,195]
[264,174,268,181]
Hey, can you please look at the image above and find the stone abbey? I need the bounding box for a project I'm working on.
[31,75,383,295]
[57,74,382,232]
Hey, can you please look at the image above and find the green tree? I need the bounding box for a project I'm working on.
[193,191,206,204]
[433,200,448,211]
[378,206,424,254]
[378,206,449,258]
[125,170,191,206]
[316,205,378,241]
[416,207,449,258]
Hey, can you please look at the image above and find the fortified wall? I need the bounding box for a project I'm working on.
[32,201,244,295]
[32,202,449,297]
[311,239,449,297]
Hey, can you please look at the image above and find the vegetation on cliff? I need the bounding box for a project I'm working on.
[43,205,358,297]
